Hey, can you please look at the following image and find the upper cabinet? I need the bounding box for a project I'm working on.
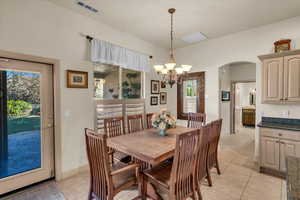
[259,49,300,104]
[284,55,300,102]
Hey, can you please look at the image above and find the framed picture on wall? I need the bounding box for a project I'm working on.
[67,70,88,88]
[150,96,158,105]
[160,92,167,104]
[161,81,166,89]
[151,80,160,94]
[221,91,230,101]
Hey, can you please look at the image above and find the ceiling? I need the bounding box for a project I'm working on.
[47,0,300,49]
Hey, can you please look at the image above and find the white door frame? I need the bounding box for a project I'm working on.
[230,80,256,134]
[0,50,63,182]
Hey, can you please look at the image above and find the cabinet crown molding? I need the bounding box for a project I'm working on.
[258,49,300,61]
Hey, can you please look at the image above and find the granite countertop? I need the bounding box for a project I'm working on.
[286,156,300,200]
[257,117,300,131]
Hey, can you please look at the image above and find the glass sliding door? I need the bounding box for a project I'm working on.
[0,59,54,195]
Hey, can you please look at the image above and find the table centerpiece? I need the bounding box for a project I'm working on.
[151,109,176,136]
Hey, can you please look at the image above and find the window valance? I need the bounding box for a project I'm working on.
[91,39,150,72]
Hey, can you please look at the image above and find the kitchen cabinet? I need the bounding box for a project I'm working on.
[260,127,300,173]
[259,49,300,104]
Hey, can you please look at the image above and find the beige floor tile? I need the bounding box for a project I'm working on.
[241,173,282,200]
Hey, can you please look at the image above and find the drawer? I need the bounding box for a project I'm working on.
[260,127,300,141]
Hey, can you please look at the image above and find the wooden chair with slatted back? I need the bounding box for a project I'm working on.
[127,114,144,133]
[146,113,154,129]
[104,117,127,164]
[188,113,206,128]
[195,123,212,199]
[206,119,223,186]
[85,128,140,200]
[142,129,201,200]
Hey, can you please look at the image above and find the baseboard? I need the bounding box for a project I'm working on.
[60,164,90,180]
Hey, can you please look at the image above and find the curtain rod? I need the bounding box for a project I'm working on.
[82,33,153,59]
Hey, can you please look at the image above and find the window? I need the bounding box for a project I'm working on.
[177,72,205,120]
[94,64,142,99]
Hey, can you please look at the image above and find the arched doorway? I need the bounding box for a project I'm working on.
[218,61,256,135]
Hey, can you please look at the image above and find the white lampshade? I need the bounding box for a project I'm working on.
[153,65,164,72]
[175,67,184,74]
[165,62,176,70]
[182,65,192,72]
[161,68,169,74]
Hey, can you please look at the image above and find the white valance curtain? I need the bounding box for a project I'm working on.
[91,39,150,72]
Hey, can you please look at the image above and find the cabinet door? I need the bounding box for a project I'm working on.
[279,139,300,172]
[262,57,284,103]
[260,137,280,170]
[284,55,300,102]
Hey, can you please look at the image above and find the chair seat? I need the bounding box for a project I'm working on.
[111,162,136,189]
[143,161,172,189]
[114,151,131,163]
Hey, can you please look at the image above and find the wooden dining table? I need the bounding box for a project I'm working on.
[107,126,197,199]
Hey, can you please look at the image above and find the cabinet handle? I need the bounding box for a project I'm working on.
[280,141,285,144]
[280,98,283,101]
[285,98,288,101]
[275,141,279,143]
[278,133,282,136]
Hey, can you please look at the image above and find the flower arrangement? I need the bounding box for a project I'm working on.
[152,109,176,136]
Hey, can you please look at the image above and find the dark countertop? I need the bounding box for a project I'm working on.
[257,117,300,131]
[286,156,300,200]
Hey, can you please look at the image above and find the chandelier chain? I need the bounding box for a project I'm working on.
[170,11,173,56]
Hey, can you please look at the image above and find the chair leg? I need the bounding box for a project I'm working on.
[196,189,203,200]
[206,171,212,187]
[215,158,221,175]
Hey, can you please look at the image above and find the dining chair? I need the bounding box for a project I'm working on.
[206,119,223,186]
[195,123,212,199]
[187,112,206,128]
[142,129,201,200]
[146,113,154,129]
[104,117,129,164]
[127,114,144,133]
[85,128,140,200]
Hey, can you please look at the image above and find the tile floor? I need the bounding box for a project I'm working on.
[1,126,287,200]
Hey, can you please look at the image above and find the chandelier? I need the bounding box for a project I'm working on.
[153,8,192,88]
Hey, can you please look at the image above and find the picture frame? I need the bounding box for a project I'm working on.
[151,80,160,94]
[67,70,88,88]
[160,92,167,104]
[274,39,291,53]
[161,81,166,89]
[150,96,158,105]
[221,91,230,101]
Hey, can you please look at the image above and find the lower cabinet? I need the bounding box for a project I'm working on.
[260,128,300,173]
[279,139,300,171]
[261,137,280,170]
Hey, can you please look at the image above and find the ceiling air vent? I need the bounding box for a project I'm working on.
[76,1,98,13]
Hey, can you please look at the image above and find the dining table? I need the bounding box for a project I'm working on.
[107,125,197,199]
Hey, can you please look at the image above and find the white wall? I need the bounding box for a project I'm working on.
[219,65,231,134]
[0,0,170,175]
[237,82,256,108]
[230,63,256,82]
[175,16,300,160]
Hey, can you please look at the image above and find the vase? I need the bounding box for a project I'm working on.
[159,128,167,136]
